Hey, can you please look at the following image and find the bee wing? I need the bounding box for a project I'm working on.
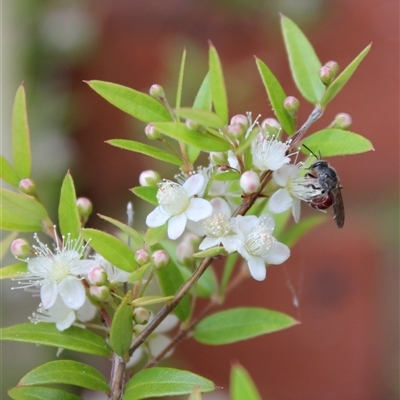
[332,187,345,228]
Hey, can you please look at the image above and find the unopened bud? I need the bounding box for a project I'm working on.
[230,114,249,130]
[333,113,352,130]
[283,96,300,114]
[145,123,161,140]
[89,285,110,301]
[240,170,260,194]
[19,179,36,195]
[139,170,161,187]
[227,123,246,140]
[76,197,93,219]
[11,238,31,258]
[176,233,200,267]
[319,66,334,85]
[210,152,228,165]
[149,84,165,100]
[135,249,150,265]
[261,118,281,136]
[151,250,169,269]
[88,265,108,286]
[324,61,339,77]
[185,119,200,131]
[133,307,150,325]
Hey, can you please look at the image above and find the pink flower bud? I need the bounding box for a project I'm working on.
[19,179,36,195]
[133,307,150,325]
[89,285,110,301]
[139,170,161,187]
[227,123,246,140]
[230,114,249,130]
[11,238,31,258]
[88,265,108,286]
[324,60,339,76]
[185,119,200,131]
[210,152,228,165]
[177,239,196,267]
[76,197,93,218]
[149,84,165,99]
[333,113,352,130]
[283,96,300,114]
[135,249,150,265]
[319,66,334,85]
[240,170,260,194]
[151,250,169,269]
[145,123,161,140]
[261,118,281,136]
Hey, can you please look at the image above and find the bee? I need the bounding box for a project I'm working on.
[303,145,345,228]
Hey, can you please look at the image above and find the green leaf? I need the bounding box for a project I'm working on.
[212,171,240,181]
[98,214,144,251]
[231,364,262,400]
[302,129,374,156]
[12,83,32,179]
[145,225,167,247]
[209,44,228,124]
[130,186,158,205]
[281,15,325,104]
[1,231,18,260]
[18,360,109,391]
[0,188,49,232]
[58,172,80,240]
[194,307,298,345]
[175,48,186,116]
[128,263,150,282]
[80,229,136,272]
[321,44,372,106]
[177,108,225,128]
[233,124,259,156]
[87,80,172,123]
[193,246,227,258]
[0,262,28,279]
[0,323,112,356]
[255,58,295,134]
[123,367,215,400]
[193,72,212,111]
[8,386,82,400]
[110,292,133,358]
[153,122,230,152]
[107,139,182,166]
[0,155,20,186]
[131,295,174,307]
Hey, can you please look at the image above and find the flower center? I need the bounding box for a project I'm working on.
[203,213,233,237]
[245,222,276,257]
[157,181,189,215]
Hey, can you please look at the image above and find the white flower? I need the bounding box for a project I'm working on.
[251,132,292,171]
[17,233,92,310]
[146,174,212,240]
[269,163,324,222]
[229,214,290,281]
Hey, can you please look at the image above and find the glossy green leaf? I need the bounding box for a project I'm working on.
[8,386,81,400]
[321,44,372,106]
[110,292,133,358]
[209,45,228,124]
[255,58,295,134]
[145,224,167,247]
[0,231,18,260]
[302,129,374,156]
[80,229,136,272]
[123,367,215,400]
[193,72,212,111]
[12,83,31,179]
[58,172,80,240]
[177,108,225,128]
[0,262,28,279]
[153,122,230,152]
[98,214,144,251]
[175,48,186,116]
[107,139,182,166]
[87,80,172,123]
[19,360,109,391]
[281,15,325,104]
[128,263,150,282]
[0,188,48,232]
[231,364,262,400]
[0,155,20,186]
[194,307,298,345]
[0,323,112,356]
[130,186,158,205]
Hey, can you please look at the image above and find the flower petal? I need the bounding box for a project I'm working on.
[182,174,204,197]
[168,213,188,240]
[246,256,267,281]
[292,197,301,223]
[41,281,58,309]
[58,276,86,309]
[269,189,293,214]
[186,198,212,221]
[210,197,232,217]
[199,236,220,250]
[146,206,170,227]
[55,310,76,331]
[273,164,292,186]
[264,242,290,265]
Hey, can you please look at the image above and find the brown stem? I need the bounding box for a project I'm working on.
[109,354,126,400]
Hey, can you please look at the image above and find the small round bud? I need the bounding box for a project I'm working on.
[176,233,200,267]
[11,238,31,258]
[230,114,249,130]
[185,119,200,131]
[149,84,165,99]
[324,61,339,76]
[88,266,108,286]
[89,285,110,301]
[283,96,300,114]
[19,179,36,195]
[333,113,352,130]
[135,249,150,265]
[76,197,93,219]
[139,170,161,187]
[318,66,334,85]
[227,123,246,140]
[133,307,150,325]
[261,118,281,136]
[210,152,228,165]
[145,123,161,140]
[240,170,260,194]
[151,250,169,269]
